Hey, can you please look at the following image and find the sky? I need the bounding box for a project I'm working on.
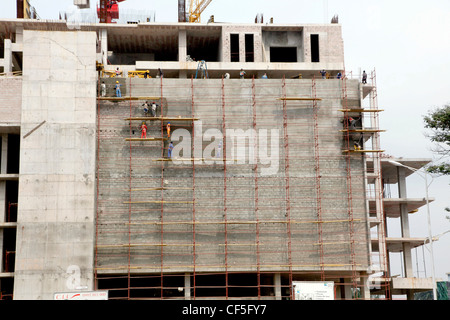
[1,0,449,284]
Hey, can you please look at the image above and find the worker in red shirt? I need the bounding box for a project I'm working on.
[140,121,147,139]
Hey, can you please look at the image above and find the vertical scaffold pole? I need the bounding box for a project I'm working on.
[128,76,133,299]
[312,76,325,281]
[341,74,358,297]
[252,76,261,298]
[160,75,165,299]
[191,76,196,299]
[281,76,293,299]
[221,76,229,299]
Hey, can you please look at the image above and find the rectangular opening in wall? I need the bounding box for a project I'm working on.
[245,34,254,62]
[270,47,297,62]
[230,34,239,62]
[310,34,320,62]
[187,28,221,62]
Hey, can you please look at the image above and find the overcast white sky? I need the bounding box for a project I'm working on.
[1,0,449,283]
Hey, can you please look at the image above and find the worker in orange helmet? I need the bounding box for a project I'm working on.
[166,122,171,138]
[140,121,147,139]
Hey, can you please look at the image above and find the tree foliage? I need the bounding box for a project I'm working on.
[423,105,450,175]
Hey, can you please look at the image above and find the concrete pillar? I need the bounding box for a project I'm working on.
[101,29,108,67]
[397,167,413,278]
[179,29,187,62]
[344,277,353,299]
[184,273,191,300]
[178,29,187,78]
[0,134,7,273]
[274,273,281,300]
[3,39,12,74]
[239,33,245,63]
[360,272,371,300]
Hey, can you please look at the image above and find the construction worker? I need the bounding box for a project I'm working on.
[140,121,147,139]
[115,67,121,77]
[100,81,106,97]
[142,101,149,115]
[151,101,157,117]
[239,68,246,79]
[261,73,268,79]
[320,69,327,79]
[337,72,342,80]
[157,68,164,78]
[362,70,367,84]
[168,141,174,158]
[115,81,121,97]
[166,122,171,138]
[144,70,150,78]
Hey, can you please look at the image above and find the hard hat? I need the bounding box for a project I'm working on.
[116,81,119,83]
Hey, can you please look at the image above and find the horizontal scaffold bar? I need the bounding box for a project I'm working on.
[98,96,161,101]
[339,109,384,112]
[340,129,386,133]
[123,200,195,204]
[128,187,194,191]
[94,263,362,271]
[125,219,361,226]
[152,158,237,162]
[125,137,167,141]
[125,117,199,121]
[342,150,385,153]
[97,240,360,249]
[277,97,322,101]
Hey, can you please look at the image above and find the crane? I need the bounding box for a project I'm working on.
[97,0,127,23]
[188,0,213,23]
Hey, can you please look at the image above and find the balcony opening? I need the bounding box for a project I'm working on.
[270,47,297,62]
[245,34,254,62]
[230,34,239,62]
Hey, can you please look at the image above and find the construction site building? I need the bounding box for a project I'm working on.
[0,17,436,300]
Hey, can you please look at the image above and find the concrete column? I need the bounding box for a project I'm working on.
[179,29,187,62]
[3,39,12,74]
[344,277,353,299]
[0,134,7,273]
[397,167,413,278]
[239,33,245,63]
[178,29,187,78]
[101,29,108,67]
[274,273,281,300]
[360,272,371,300]
[184,273,191,300]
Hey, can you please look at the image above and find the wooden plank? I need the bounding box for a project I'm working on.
[98,96,161,101]
[277,97,322,101]
[125,117,199,121]
[339,109,384,112]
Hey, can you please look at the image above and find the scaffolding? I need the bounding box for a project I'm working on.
[94,74,387,300]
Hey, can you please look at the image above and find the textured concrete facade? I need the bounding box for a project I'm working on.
[13,30,97,299]
[95,78,370,277]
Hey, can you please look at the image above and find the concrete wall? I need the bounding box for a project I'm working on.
[13,30,97,300]
[0,77,22,130]
[96,78,370,276]
[303,25,344,65]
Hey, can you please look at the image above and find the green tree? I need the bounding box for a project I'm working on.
[423,105,450,175]
[424,105,450,219]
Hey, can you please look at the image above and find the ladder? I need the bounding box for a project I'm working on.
[195,60,208,79]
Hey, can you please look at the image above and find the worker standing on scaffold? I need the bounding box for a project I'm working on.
[168,141,174,159]
[140,121,147,139]
[151,101,157,117]
[115,81,121,97]
[166,122,171,138]
[240,68,246,79]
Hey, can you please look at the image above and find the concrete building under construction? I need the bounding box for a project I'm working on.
[0,4,437,300]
